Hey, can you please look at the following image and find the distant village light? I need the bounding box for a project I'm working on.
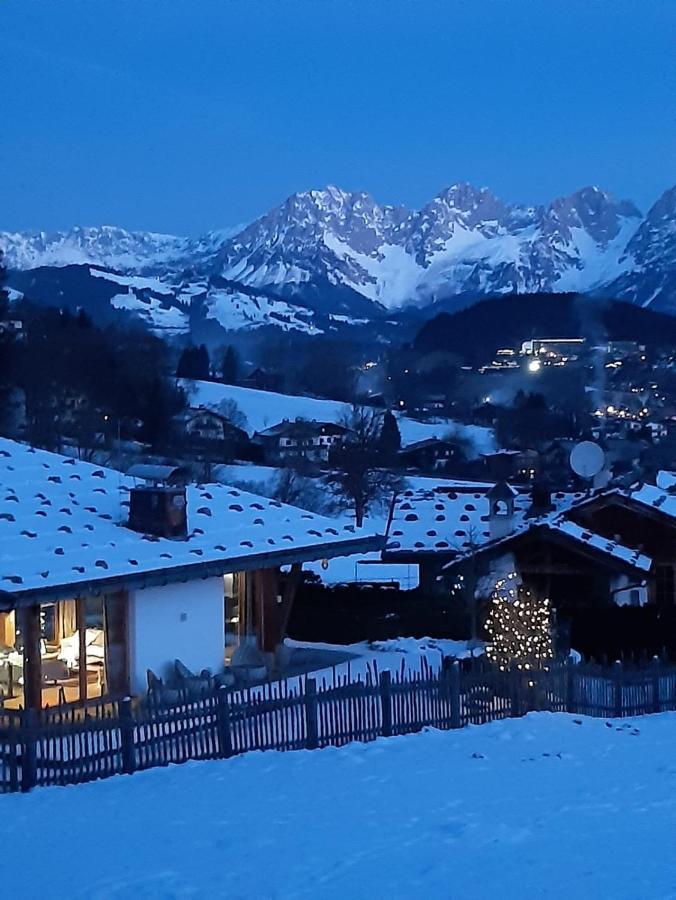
[527,359,542,373]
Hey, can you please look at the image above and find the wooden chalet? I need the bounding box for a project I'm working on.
[0,440,383,711]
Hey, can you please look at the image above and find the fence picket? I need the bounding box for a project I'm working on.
[3,658,676,793]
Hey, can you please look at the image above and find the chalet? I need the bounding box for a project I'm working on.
[253,419,349,465]
[0,439,383,711]
[382,482,583,591]
[398,438,461,474]
[481,449,540,482]
[241,367,283,392]
[175,406,249,457]
[384,476,676,648]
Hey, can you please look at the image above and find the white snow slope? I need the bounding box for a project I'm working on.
[184,380,496,456]
[5,712,676,898]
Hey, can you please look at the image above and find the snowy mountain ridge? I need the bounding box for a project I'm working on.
[3,182,676,327]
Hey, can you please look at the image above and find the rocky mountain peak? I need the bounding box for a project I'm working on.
[622,186,676,268]
[4,181,676,324]
[543,186,641,246]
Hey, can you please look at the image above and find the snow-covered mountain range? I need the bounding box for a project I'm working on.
[3,182,676,335]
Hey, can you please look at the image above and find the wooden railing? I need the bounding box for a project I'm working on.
[1,657,676,793]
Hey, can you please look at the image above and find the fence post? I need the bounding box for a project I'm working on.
[510,670,521,718]
[304,678,319,750]
[651,657,661,714]
[119,696,136,775]
[216,686,233,758]
[21,708,38,793]
[8,727,20,793]
[449,661,461,729]
[613,661,623,718]
[565,660,576,714]
[380,670,392,738]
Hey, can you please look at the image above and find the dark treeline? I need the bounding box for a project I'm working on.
[0,292,185,451]
[414,293,676,364]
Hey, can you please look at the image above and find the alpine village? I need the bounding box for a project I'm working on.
[3,4,676,893]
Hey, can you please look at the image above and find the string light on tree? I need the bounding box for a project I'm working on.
[484,573,554,671]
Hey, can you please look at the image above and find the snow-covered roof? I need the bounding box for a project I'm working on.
[384,483,652,573]
[255,420,348,439]
[385,485,586,557]
[0,439,383,601]
[629,483,676,519]
[542,518,651,572]
[399,437,457,453]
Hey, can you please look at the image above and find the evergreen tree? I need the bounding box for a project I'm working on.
[378,409,401,460]
[10,301,186,451]
[221,345,239,384]
[176,347,194,378]
[485,575,554,671]
[176,344,211,380]
[196,344,210,379]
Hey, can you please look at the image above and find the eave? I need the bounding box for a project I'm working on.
[0,533,385,609]
[442,523,650,579]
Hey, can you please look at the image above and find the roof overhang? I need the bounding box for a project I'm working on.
[382,548,457,564]
[442,523,649,578]
[0,533,386,609]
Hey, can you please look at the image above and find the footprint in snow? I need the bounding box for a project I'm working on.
[438,819,468,839]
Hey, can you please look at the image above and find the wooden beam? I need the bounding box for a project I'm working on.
[519,564,600,576]
[77,597,88,702]
[19,605,41,711]
[278,563,303,641]
[257,568,281,653]
[103,591,129,696]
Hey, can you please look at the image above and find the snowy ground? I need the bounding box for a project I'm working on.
[279,637,477,690]
[5,713,676,899]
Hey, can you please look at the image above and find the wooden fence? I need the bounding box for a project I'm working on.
[2,657,676,794]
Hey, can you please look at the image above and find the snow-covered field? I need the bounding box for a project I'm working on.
[6,712,676,898]
[184,380,496,456]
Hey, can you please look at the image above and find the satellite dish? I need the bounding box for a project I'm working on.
[570,441,606,480]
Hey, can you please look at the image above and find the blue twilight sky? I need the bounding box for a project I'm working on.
[1,0,675,235]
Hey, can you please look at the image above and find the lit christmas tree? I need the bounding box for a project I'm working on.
[485,573,554,671]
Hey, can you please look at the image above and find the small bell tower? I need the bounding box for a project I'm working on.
[487,481,517,541]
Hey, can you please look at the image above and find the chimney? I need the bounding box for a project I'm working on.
[527,480,555,519]
[487,481,517,541]
[126,464,188,539]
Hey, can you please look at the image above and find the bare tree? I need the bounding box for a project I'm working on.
[448,526,485,646]
[272,468,330,514]
[327,405,402,527]
[217,398,248,431]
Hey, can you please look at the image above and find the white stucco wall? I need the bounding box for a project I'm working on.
[129,576,225,694]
